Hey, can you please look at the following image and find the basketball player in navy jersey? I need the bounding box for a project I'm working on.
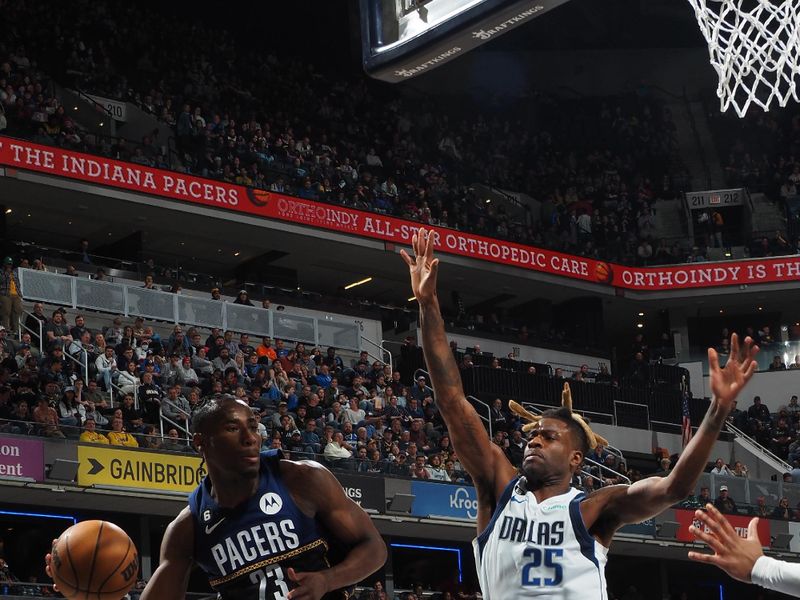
[48,396,386,600]
[402,229,758,599]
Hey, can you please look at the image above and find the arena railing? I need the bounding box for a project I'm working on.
[16,268,361,352]
[17,309,43,354]
[159,399,192,442]
[725,420,792,473]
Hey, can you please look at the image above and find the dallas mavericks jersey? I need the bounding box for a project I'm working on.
[473,479,608,599]
[188,450,348,599]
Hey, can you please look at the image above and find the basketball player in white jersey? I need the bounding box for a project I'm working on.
[401,229,758,599]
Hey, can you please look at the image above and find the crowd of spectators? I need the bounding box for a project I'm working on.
[708,96,800,253]
[0,300,485,483]
[2,1,694,268]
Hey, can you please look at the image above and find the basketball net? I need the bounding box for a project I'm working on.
[687,0,800,117]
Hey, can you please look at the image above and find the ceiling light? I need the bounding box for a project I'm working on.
[4,208,11,214]
[637,312,644,317]
[757,306,763,311]
[636,323,644,328]
[344,277,373,290]
[234,251,240,256]
[73,106,78,111]
[724,251,731,257]
[485,199,491,204]
[408,296,417,302]
[719,309,724,314]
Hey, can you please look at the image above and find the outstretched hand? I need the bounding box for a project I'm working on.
[688,503,763,582]
[400,228,439,305]
[708,333,758,410]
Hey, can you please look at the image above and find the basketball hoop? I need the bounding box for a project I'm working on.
[687,0,800,117]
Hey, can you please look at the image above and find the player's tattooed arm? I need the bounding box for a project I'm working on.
[402,229,517,505]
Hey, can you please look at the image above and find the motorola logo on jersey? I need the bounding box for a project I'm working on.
[260,492,283,515]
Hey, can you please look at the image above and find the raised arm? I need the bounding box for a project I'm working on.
[401,230,517,513]
[140,507,194,600]
[584,334,758,545]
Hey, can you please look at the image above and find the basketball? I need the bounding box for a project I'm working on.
[595,262,613,284]
[50,520,139,600]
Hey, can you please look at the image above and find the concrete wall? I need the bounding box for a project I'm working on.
[702,369,800,412]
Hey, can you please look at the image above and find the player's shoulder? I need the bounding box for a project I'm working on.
[278,456,337,485]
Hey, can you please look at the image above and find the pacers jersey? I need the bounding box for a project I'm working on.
[188,450,349,600]
[473,478,608,599]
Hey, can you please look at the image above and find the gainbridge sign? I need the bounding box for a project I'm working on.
[77,445,205,493]
[3,135,800,291]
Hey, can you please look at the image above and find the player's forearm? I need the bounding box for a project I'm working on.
[751,556,800,594]
[666,398,729,500]
[323,533,386,592]
[418,297,465,409]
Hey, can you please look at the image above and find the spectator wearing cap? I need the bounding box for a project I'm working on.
[192,346,213,376]
[713,485,737,514]
[79,417,109,444]
[174,355,199,387]
[411,376,433,403]
[233,290,253,306]
[0,257,22,335]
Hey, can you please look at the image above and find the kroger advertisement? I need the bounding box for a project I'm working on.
[411,481,479,520]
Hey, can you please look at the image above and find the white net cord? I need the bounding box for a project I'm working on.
[687,0,800,117]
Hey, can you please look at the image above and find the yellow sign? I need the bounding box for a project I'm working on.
[77,445,206,493]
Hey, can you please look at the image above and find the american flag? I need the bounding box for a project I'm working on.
[681,389,693,448]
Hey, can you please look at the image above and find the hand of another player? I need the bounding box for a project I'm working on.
[400,228,439,305]
[44,538,60,592]
[286,567,329,600]
[708,333,758,411]
[687,503,763,582]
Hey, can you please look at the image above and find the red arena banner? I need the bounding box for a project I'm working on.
[673,508,770,547]
[2,136,799,291]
